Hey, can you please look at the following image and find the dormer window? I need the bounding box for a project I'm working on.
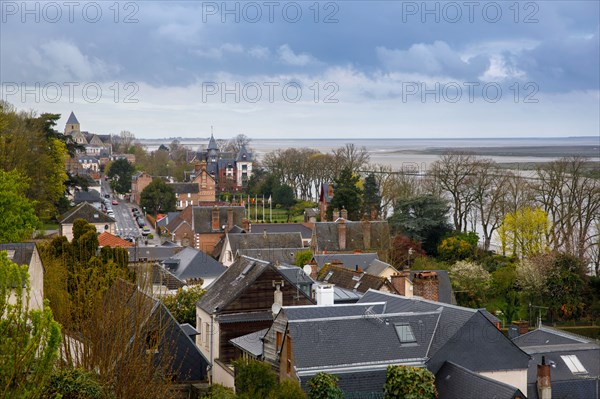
[395,323,417,344]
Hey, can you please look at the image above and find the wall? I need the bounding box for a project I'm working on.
[479,369,528,395]
[60,222,115,241]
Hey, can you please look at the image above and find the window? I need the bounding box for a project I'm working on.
[561,355,587,374]
[395,323,417,343]
[276,331,282,351]
[205,323,210,349]
[146,330,159,354]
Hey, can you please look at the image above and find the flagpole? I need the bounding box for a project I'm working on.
[269,195,272,222]
[255,195,258,222]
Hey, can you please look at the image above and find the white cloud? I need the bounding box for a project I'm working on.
[277,44,318,66]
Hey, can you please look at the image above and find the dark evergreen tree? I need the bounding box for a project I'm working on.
[362,173,381,219]
[388,195,452,255]
[327,168,363,220]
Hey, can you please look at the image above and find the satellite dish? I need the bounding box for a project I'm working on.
[303,265,312,276]
[271,303,282,315]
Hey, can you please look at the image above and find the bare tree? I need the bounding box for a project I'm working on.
[471,159,509,250]
[429,152,479,232]
[117,130,135,153]
[332,143,370,175]
[225,134,252,153]
[534,157,600,259]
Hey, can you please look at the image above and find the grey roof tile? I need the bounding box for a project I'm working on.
[193,206,245,233]
[227,232,303,254]
[436,361,525,399]
[237,248,301,265]
[162,246,226,282]
[313,253,379,271]
[250,223,312,239]
[314,221,390,252]
[59,202,115,224]
[230,328,268,357]
[0,242,36,267]
[513,326,595,348]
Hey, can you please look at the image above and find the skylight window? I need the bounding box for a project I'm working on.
[395,323,417,343]
[561,355,587,374]
[324,271,333,281]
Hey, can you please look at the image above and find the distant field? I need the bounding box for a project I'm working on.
[243,207,303,223]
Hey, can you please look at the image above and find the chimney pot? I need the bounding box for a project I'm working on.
[227,207,234,230]
[337,218,347,251]
[211,207,220,230]
[340,208,348,220]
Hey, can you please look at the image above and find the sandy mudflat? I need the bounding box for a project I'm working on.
[399,145,600,158]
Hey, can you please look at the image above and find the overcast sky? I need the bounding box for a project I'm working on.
[1,1,598,139]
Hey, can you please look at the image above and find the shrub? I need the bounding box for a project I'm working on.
[199,384,236,399]
[269,380,307,399]
[383,365,437,399]
[307,372,343,399]
[234,359,278,399]
[41,368,106,399]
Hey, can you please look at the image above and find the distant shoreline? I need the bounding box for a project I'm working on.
[392,146,600,158]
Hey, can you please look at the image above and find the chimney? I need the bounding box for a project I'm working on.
[390,272,413,297]
[273,281,284,316]
[413,272,439,302]
[242,218,250,231]
[340,207,348,220]
[314,284,334,306]
[309,263,318,280]
[361,220,371,249]
[337,218,347,251]
[194,162,201,173]
[211,207,220,230]
[537,356,552,399]
[227,207,234,230]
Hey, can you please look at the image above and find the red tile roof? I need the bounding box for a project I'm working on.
[98,232,134,248]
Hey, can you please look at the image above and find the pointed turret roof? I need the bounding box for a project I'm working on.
[236,144,253,161]
[66,111,79,125]
[207,134,218,151]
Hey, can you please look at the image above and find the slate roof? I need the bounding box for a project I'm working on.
[59,202,115,224]
[313,253,379,272]
[0,242,37,267]
[366,259,395,276]
[66,111,79,124]
[236,248,302,265]
[357,290,530,373]
[291,311,441,372]
[192,206,245,233]
[436,361,525,399]
[314,221,390,251]
[227,232,303,255]
[236,144,253,161]
[98,232,134,248]
[156,212,180,228]
[127,244,183,262]
[161,247,226,282]
[282,302,386,321]
[104,280,208,382]
[250,223,312,239]
[179,323,199,337]
[74,190,101,204]
[513,326,594,348]
[230,328,268,357]
[196,256,272,314]
[276,264,314,286]
[207,134,218,150]
[410,270,454,304]
[334,286,364,303]
[318,265,393,294]
[169,182,199,194]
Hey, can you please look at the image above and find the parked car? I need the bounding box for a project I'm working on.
[112,200,119,205]
[104,194,110,199]
[132,207,138,213]
[141,227,151,236]
[137,217,145,227]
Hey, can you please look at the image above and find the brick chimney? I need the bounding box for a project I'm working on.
[337,218,347,251]
[242,218,250,231]
[340,207,348,220]
[227,207,234,230]
[361,220,371,249]
[309,263,318,280]
[211,207,220,230]
[194,161,202,173]
[390,272,413,297]
[537,356,551,399]
[413,272,439,302]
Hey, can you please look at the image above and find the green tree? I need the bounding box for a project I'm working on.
[362,173,381,219]
[234,359,278,399]
[327,168,362,221]
[273,184,296,208]
[546,253,587,320]
[497,207,549,259]
[199,384,237,399]
[383,365,437,399]
[0,169,41,243]
[107,158,135,195]
[140,179,176,216]
[162,285,206,325]
[270,380,306,399]
[0,250,62,398]
[42,368,106,399]
[437,232,478,262]
[307,372,343,399]
[388,195,452,256]
[449,260,491,307]
[295,250,314,267]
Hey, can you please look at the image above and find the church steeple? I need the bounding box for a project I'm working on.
[64,111,80,135]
